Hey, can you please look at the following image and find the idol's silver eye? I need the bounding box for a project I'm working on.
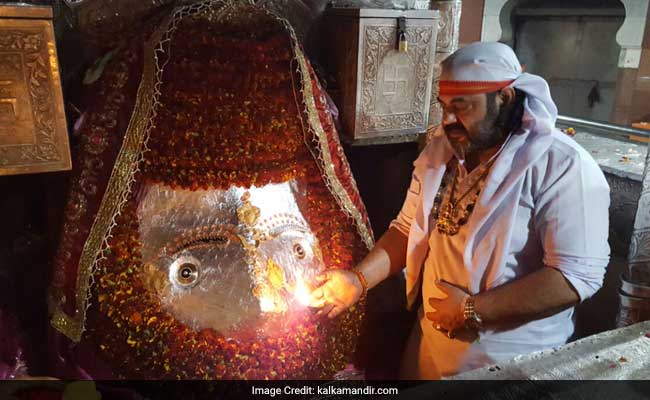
[169,255,200,288]
[293,243,306,259]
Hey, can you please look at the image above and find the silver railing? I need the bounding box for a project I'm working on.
[556,115,650,142]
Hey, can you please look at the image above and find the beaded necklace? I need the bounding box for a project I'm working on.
[431,158,495,236]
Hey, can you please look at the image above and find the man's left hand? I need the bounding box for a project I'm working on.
[426,280,469,333]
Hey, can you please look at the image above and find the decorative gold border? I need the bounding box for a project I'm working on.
[52,0,374,341]
[0,19,71,176]
[288,36,374,251]
[51,15,172,341]
[0,5,52,19]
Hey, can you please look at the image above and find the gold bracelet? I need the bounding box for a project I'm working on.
[463,295,484,330]
[351,269,368,299]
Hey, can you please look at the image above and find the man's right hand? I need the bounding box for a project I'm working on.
[309,269,364,319]
[307,226,409,319]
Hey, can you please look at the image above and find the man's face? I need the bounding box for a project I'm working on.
[438,91,504,159]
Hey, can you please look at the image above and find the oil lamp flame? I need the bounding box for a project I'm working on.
[294,278,313,306]
[256,276,314,312]
[259,296,278,313]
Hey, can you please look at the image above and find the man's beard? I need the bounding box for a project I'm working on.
[445,93,512,158]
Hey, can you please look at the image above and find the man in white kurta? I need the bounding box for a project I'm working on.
[395,115,610,377]
[311,42,610,378]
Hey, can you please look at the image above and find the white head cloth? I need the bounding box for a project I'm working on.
[440,41,558,137]
[395,45,610,369]
[403,42,565,304]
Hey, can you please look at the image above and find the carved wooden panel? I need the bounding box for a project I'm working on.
[358,24,434,135]
[0,6,71,176]
[432,0,461,54]
[428,1,462,135]
[323,9,439,145]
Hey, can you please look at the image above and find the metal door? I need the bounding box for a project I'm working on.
[515,15,623,122]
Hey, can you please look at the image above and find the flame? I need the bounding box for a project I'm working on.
[254,259,315,312]
[256,284,287,313]
[259,296,278,313]
[294,278,313,307]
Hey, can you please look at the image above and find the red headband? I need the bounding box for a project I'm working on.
[439,79,515,96]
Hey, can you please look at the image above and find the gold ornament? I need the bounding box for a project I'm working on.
[266,258,286,290]
[237,191,261,228]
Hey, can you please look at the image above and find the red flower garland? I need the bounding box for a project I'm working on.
[83,13,367,379]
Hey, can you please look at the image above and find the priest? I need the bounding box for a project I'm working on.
[312,42,610,378]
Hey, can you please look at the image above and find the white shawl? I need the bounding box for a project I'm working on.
[394,42,609,308]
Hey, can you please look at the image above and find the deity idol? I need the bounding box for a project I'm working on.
[48,0,373,379]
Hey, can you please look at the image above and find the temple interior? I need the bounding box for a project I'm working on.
[0,0,650,391]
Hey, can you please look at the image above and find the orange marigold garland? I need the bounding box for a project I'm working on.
[142,21,305,190]
[82,12,367,379]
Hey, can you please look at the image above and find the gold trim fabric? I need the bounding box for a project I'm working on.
[52,0,374,342]
[51,16,172,342]
[289,38,375,250]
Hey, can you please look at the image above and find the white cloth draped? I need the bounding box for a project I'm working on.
[391,42,611,376]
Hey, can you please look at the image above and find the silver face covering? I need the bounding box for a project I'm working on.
[136,180,326,337]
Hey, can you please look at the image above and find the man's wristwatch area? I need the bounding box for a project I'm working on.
[462,295,484,330]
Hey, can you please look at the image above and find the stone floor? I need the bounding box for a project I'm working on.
[573,131,645,181]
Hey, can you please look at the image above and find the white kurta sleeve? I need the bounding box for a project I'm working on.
[534,145,611,301]
[390,169,422,236]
